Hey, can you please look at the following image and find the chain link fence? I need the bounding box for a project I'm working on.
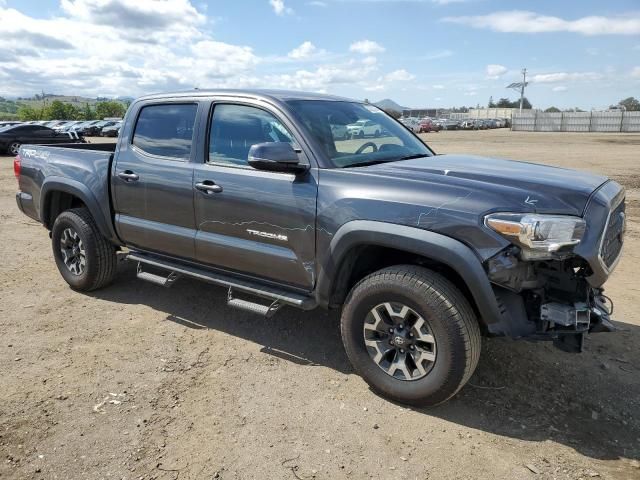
[512,111,640,132]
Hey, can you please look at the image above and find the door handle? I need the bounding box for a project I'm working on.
[118,170,139,182]
[195,181,223,194]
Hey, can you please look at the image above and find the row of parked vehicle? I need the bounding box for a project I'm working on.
[0,119,122,137]
[0,119,122,155]
[399,116,511,132]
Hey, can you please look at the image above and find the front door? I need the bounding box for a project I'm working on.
[193,102,318,290]
[112,102,200,259]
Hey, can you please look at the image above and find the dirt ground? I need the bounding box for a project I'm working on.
[1,130,639,480]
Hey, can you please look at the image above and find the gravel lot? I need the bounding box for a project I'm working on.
[1,130,639,480]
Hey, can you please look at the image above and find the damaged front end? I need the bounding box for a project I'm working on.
[482,182,625,352]
[486,248,617,352]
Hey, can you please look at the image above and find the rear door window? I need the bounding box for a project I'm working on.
[208,104,294,167]
[132,104,197,160]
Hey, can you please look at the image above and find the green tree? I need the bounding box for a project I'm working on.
[488,96,496,108]
[618,97,640,111]
[81,103,96,120]
[95,101,126,119]
[17,104,42,121]
[496,97,532,109]
[45,100,75,120]
[544,106,561,113]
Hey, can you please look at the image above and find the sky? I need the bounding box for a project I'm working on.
[0,0,639,110]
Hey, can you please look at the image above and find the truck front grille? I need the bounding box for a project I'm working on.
[600,199,625,269]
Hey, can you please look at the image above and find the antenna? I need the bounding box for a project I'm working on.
[507,68,528,112]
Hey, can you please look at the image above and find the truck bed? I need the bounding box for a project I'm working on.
[16,143,117,242]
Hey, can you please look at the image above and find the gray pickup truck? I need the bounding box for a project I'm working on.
[14,90,625,406]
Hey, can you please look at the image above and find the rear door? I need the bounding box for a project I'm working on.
[112,102,201,259]
[192,101,318,290]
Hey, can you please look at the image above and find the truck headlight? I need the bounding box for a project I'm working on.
[485,213,586,260]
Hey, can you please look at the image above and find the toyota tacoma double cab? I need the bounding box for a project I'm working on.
[14,90,625,406]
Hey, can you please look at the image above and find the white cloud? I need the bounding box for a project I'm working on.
[269,0,292,15]
[552,86,568,92]
[486,64,507,79]
[423,49,453,60]
[443,10,640,36]
[631,67,640,78]
[432,84,445,89]
[288,41,319,59]
[384,69,415,82]
[307,0,327,6]
[532,72,603,83]
[349,40,385,54]
[261,56,381,92]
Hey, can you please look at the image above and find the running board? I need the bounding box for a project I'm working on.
[136,263,179,287]
[127,252,316,311]
[227,288,282,318]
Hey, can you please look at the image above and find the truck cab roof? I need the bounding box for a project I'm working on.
[136,89,357,105]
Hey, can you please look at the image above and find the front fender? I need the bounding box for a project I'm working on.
[316,220,503,326]
[40,177,119,243]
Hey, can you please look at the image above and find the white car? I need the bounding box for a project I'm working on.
[347,119,382,138]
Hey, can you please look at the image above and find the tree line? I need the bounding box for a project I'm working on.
[15,100,128,121]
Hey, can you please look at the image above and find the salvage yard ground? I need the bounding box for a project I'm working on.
[1,130,639,480]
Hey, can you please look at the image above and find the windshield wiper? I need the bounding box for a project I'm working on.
[398,153,430,161]
[343,159,398,168]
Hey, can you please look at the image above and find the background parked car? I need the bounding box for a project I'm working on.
[347,119,382,138]
[435,119,460,130]
[83,120,118,136]
[54,121,82,132]
[100,121,122,137]
[0,124,85,155]
[71,120,101,135]
[417,118,438,133]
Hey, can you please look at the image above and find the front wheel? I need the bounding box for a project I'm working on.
[9,142,21,155]
[341,265,481,406]
[51,208,118,291]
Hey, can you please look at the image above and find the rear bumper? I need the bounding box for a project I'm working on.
[15,191,39,222]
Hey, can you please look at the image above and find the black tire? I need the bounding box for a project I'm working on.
[341,265,481,406]
[51,207,118,291]
[9,141,21,155]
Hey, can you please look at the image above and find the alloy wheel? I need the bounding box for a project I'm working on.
[59,227,86,275]
[9,142,20,155]
[363,302,437,381]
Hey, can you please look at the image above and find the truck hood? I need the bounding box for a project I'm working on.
[366,154,608,216]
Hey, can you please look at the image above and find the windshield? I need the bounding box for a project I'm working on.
[287,100,432,168]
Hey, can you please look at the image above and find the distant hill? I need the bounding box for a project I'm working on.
[373,99,408,112]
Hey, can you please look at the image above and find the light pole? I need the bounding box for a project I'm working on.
[507,68,529,112]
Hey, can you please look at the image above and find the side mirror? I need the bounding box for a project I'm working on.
[248,142,308,173]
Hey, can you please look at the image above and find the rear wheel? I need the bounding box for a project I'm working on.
[51,208,118,291]
[9,142,20,155]
[341,265,481,406]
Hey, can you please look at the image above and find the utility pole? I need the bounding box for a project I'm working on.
[519,68,527,112]
[507,68,529,113]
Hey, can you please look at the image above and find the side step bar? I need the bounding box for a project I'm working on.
[227,288,282,318]
[136,263,179,287]
[127,251,317,312]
